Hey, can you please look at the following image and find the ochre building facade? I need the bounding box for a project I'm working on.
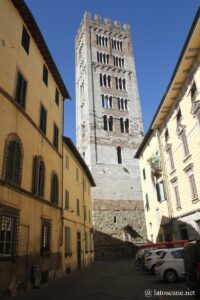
[62,137,95,272]
[0,0,94,297]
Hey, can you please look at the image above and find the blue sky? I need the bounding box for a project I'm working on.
[26,0,200,144]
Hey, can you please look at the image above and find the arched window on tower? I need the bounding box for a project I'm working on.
[121,98,124,110]
[100,73,103,86]
[106,54,109,64]
[115,77,118,89]
[120,117,124,133]
[103,115,107,131]
[100,52,102,63]
[117,40,120,50]
[119,78,122,90]
[108,116,113,131]
[123,79,126,90]
[105,37,108,47]
[108,75,111,88]
[103,53,106,64]
[117,146,122,164]
[125,99,128,111]
[103,74,107,87]
[102,36,105,47]
[109,96,112,108]
[125,118,129,133]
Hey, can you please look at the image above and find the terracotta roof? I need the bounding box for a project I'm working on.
[63,137,96,187]
[11,0,70,99]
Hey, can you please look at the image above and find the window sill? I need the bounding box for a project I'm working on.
[65,252,72,258]
[170,168,176,176]
[158,199,166,203]
[192,197,199,203]
[176,205,182,210]
[0,255,19,262]
[183,154,191,163]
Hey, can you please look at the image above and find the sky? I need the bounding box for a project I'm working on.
[26,0,200,144]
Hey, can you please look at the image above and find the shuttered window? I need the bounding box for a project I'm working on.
[43,64,48,86]
[65,190,69,210]
[6,140,21,185]
[156,181,166,202]
[181,132,189,157]
[39,105,47,134]
[174,185,181,208]
[167,147,175,170]
[76,199,80,216]
[65,227,71,255]
[53,124,59,149]
[21,26,30,54]
[32,156,45,197]
[189,174,198,200]
[15,72,27,109]
[145,194,150,211]
[55,88,59,106]
[85,232,89,252]
[50,173,59,205]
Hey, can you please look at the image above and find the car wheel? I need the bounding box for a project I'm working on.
[164,269,178,283]
[151,265,156,274]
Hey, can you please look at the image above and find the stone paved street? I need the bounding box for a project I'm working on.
[13,260,193,300]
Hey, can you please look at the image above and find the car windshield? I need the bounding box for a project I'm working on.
[156,250,164,256]
[145,251,152,257]
[171,249,184,259]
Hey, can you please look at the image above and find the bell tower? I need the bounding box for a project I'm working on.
[75,12,147,255]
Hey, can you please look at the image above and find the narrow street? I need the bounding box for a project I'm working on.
[13,260,192,300]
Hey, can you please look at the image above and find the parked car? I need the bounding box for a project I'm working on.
[184,240,200,296]
[144,249,165,274]
[155,247,185,283]
[135,248,146,269]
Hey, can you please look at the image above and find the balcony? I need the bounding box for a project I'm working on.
[147,154,162,178]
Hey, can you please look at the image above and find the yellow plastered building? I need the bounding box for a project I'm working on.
[0,0,92,297]
[135,8,200,243]
[62,137,95,273]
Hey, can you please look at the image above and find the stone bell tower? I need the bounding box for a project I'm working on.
[75,12,147,257]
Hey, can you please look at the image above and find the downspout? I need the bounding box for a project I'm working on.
[155,128,175,238]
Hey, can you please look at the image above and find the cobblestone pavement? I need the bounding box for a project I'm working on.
[13,260,194,300]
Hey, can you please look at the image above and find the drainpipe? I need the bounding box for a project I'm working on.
[155,129,175,238]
